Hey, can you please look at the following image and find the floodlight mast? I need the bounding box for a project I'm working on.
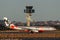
[24,6,35,27]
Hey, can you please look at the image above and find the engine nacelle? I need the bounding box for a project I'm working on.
[24,29,30,32]
[38,30,44,32]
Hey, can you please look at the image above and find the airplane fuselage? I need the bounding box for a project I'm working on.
[10,24,56,32]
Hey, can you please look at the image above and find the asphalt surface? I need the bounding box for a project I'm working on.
[0,30,60,34]
[0,30,60,38]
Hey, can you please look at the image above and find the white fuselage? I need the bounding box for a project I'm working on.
[10,25,56,32]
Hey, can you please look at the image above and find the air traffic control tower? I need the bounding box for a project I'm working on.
[24,6,35,27]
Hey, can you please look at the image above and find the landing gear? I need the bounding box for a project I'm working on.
[29,31,34,33]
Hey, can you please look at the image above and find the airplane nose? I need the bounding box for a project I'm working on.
[49,27,56,30]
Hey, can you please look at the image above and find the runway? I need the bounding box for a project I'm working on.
[0,30,60,34]
[0,30,60,39]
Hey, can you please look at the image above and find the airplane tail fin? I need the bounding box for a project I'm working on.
[3,17,10,27]
[3,17,17,29]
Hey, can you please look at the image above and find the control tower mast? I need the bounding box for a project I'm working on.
[24,6,35,27]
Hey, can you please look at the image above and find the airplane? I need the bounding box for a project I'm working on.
[9,24,56,33]
[4,17,56,33]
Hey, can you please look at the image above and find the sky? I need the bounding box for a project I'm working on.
[0,0,60,22]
